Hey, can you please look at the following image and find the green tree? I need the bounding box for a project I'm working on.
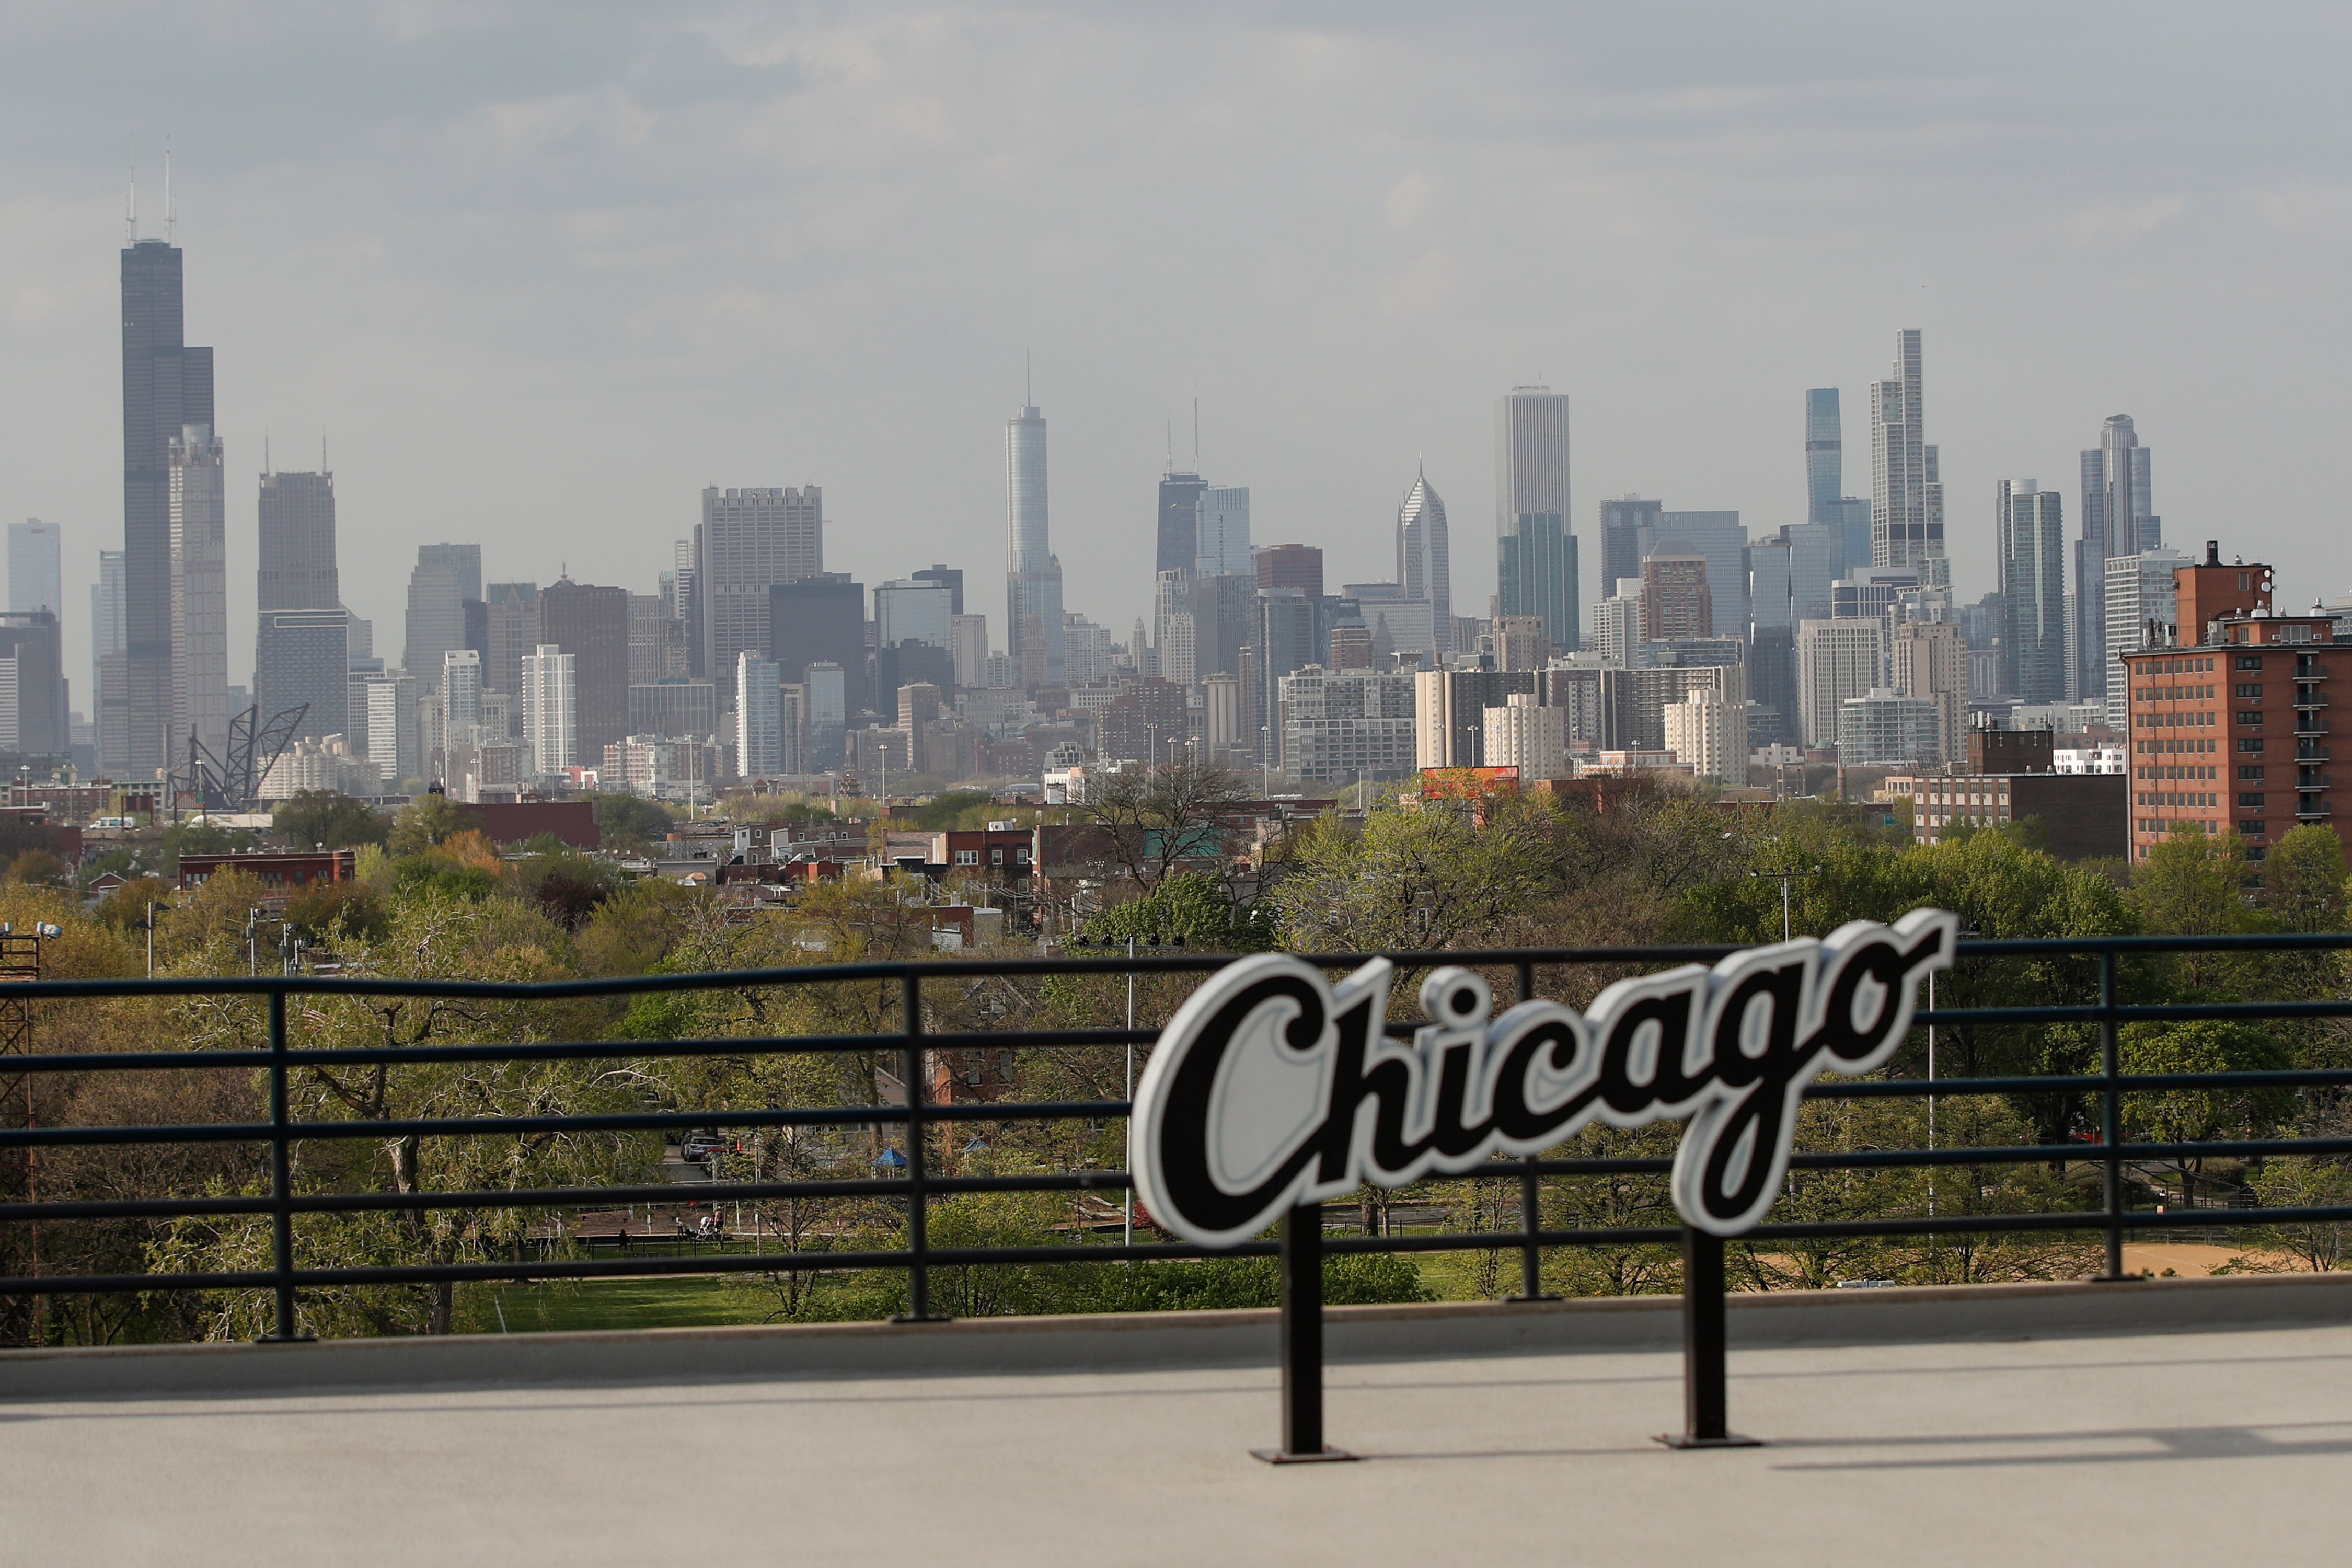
[1272,792,1563,950]
[386,792,476,855]
[585,792,674,852]
[272,790,390,852]
[1082,871,1274,952]
[2258,823,2348,932]
[2117,1020,2293,1209]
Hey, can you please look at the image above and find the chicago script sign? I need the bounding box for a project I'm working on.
[1130,909,1957,1247]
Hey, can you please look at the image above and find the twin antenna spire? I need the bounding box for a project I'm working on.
[124,141,177,243]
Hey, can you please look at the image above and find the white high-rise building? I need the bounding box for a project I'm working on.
[167,423,232,755]
[1154,570,1197,686]
[1797,618,1884,749]
[9,520,60,616]
[1869,330,1945,583]
[441,649,483,735]
[1396,467,1454,657]
[697,486,822,695]
[2104,549,2185,729]
[1889,620,1967,766]
[1005,401,1065,686]
[1481,691,1566,779]
[521,643,577,777]
[736,650,782,777]
[1664,686,1747,786]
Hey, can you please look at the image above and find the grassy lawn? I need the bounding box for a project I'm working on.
[477,1275,782,1334]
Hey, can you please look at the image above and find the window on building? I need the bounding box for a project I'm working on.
[954,849,979,866]
[2235,684,2263,698]
[2239,738,2265,753]
[2236,711,2265,727]
[2236,655,2263,671]
[2240,793,2266,808]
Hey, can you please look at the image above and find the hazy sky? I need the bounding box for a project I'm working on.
[4,3,2349,692]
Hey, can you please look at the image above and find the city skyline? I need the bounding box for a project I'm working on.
[6,7,2347,706]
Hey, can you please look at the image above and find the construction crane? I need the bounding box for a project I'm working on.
[170,702,309,817]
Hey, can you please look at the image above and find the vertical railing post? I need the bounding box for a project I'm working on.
[1255,1202,1351,1462]
[1659,1225,1756,1448]
[263,985,307,1342]
[2099,949,2126,1281]
[895,969,948,1322]
[1507,959,1557,1304]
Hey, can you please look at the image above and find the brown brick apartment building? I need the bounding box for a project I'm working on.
[2120,544,2340,862]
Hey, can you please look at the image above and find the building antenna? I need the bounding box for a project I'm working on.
[263,431,270,475]
[1024,349,1032,407]
[1165,417,1173,476]
[164,140,175,243]
[320,431,327,473]
[1192,397,1201,472]
[126,146,136,244]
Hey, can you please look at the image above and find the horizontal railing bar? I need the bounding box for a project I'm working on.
[11,1203,2352,1296]
[8,930,2351,1006]
[0,1027,1167,1076]
[0,1099,1133,1151]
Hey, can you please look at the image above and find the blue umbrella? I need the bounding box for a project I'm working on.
[873,1147,908,1170]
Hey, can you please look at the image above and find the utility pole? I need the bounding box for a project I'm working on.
[1749,865,1824,942]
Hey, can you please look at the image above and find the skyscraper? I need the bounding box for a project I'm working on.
[0,614,67,756]
[1803,390,1874,577]
[520,644,576,777]
[403,543,481,682]
[252,468,343,741]
[256,470,338,613]
[770,574,867,710]
[1639,511,1749,640]
[9,521,60,617]
[1596,497,1659,607]
[255,609,351,742]
[1395,467,1453,657]
[485,582,540,694]
[1869,331,1944,581]
[736,650,783,778]
[539,579,630,773]
[168,421,230,754]
[2075,416,2160,701]
[1997,480,2067,704]
[1806,389,1842,526]
[1006,401,1065,686]
[121,234,214,775]
[697,485,824,695]
[92,549,125,757]
[1194,487,1252,578]
[1156,468,1208,579]
[1496,386,1578,652]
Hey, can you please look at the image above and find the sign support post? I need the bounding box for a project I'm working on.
[1253,1204,1353,1463]
[1657,1226,1757,1448]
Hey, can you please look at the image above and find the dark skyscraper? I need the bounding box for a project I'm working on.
[911,563,964,615]
[770,574,867,711]
[257,470,338,612]
[119,236,214,775]
[538,580,630,772]
[254,468,345,740]
[1156,469,1207,579]
[1596,496,1660,601]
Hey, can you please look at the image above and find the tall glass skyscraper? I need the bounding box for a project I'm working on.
[2074,415,2159,700]
[119,235,214,774]
[1806,389,1842,525]
[8,521,60,616]
[1005,401,1064,686]
[1997,480,2067,704]
[1495,386,1578,652]
[1869,330,1944,582]
[1395,466,1452,656]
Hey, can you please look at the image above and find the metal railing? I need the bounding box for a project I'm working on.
[4,931,2352,1457]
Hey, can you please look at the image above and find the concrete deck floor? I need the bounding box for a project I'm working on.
[5,1321,2350,1565]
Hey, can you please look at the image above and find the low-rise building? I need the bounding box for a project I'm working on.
[1882,773,2128,860]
